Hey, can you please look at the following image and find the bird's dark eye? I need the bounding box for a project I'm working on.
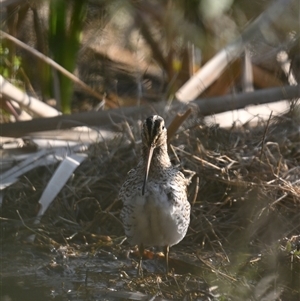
[162,126,165,130]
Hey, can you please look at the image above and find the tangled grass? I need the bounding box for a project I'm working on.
[1,106,300,300]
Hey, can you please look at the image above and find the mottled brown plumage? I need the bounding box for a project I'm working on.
[119,115,190,276]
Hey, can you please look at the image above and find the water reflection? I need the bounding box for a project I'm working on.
[1,241,299,301]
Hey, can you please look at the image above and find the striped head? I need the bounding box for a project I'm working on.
[141,115,167,148]
[141,115,167,195]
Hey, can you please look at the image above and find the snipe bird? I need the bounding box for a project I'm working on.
[119,115,190,276]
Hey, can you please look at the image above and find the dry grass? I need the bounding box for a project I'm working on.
[1,106,300,299]
[2,106,300,245]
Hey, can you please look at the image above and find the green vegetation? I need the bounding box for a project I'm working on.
[48,0,87,113]
[0,44,22,83]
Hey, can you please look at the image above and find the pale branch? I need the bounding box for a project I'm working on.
[1,85,299,138]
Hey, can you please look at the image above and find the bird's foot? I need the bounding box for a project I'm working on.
[137,259,143,278]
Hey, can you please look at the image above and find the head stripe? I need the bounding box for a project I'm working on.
[143,115,165,146]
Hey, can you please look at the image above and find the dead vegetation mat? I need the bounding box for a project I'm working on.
[1,107,300,255]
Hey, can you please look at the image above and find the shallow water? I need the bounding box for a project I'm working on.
[1,243,128,301]
[1,241,299,301]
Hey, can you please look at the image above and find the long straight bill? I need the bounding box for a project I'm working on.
[142,146,154,195]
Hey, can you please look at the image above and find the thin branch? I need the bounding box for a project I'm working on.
[259,111,273,162]
[0,30,117,109]
[1,85,300,137]
[167,108,192,142]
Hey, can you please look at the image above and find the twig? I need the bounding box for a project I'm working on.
[16,210,39,235]
[259,111,273,162]
[270,192,288,209]
[196,250,237,282]
[16,210,58,245]
[0,30,117,109]
[173,146,222,171]
[167,108,192,142]
[191,176,199,206]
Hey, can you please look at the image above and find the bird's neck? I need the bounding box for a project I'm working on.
[142,144,171,171]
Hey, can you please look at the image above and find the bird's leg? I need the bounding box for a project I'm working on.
[137,243,144,277]
[163,245,170,274]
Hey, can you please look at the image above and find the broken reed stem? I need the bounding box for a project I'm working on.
[167,108,192,143]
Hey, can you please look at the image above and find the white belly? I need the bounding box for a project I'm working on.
[122,182,188,247]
